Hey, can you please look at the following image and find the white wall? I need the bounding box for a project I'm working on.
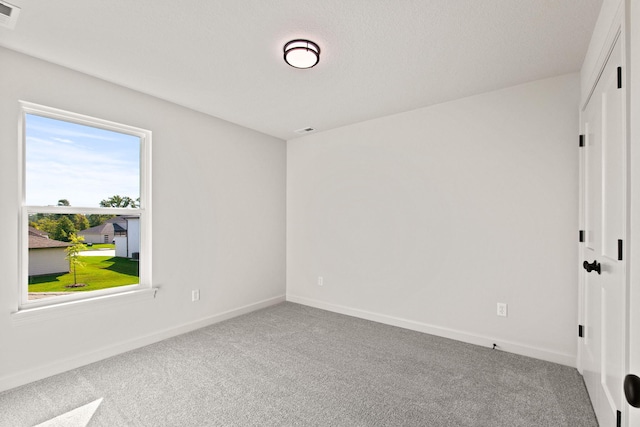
[28,248,69,276]
[127,218,140,258]
[81,233,109,245]
[113,218,140,258]
[0,47,286,390]
[114,236,127,258]
[287,74,580,366]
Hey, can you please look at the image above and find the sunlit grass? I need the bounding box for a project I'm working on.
[29,256,139,292]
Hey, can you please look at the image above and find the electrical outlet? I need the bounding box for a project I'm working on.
[497,303,507,317]
[192,289,200,302]
[317,276,323,286]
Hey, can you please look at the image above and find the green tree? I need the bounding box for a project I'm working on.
[73,214,90,231]
[87,214,115,227]
[30,212,50,223]
[100,195,138,208]
[51,216,76,242]
[32,217,58,235]
[65,234,87,286]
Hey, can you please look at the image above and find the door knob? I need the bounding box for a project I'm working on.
[625,374,640,408]
[583,260,601,275]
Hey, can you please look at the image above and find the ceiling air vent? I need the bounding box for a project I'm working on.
[294,127,316,135]
[0,1,20,30]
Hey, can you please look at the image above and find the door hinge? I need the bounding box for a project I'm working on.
[618,239,623,261]
[578,324,584,338]
[617,67,622,89]
[579,134,585,147]
[579,230,585,243]
[617,409,622,427]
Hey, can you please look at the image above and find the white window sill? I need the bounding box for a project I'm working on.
[11,288,158,326]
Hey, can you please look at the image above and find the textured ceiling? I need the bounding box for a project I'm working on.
[0,0,602,140]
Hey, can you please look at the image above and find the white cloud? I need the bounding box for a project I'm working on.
[52,137,74,144]
[25,138,139,207]
[27,122,122,142]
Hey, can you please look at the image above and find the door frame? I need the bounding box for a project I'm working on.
[626,0,640,426]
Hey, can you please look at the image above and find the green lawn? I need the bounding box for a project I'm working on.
[84,243,115,251]
[29,256,139,292]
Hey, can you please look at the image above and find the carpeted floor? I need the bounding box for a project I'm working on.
[0,302,597,426]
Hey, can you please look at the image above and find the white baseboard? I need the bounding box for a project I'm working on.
[0,295,285,393]
[286,294,576,368]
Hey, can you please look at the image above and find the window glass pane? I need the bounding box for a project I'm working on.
[25,114,140,208]
[23,109,147,305]
[28,213,141,300]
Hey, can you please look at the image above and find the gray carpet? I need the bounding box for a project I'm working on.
[0,302,597,426]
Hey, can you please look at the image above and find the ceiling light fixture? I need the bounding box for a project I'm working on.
[283,39,320,69]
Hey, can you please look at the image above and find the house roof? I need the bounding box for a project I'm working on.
[78,222,113,236]
[105,216,130,224]
[28,234,71,249]
[113,223,127,233]
[79,216,134,235]
[0,1,603,140]
[28,227,49,238]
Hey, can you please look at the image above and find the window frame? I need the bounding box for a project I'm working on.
[18,101,152,310]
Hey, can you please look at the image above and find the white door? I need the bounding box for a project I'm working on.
[580,34,626,427]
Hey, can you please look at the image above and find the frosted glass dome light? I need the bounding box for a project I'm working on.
[283,39,320,69]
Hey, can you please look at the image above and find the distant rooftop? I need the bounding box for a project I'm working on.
[29,234,70,249]
[28,226,49,238]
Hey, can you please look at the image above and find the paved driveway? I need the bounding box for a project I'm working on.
[79,249,116,257]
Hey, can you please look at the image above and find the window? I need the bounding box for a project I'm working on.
[19,102,151,309]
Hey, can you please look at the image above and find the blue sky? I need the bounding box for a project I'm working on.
[25,114,140,207]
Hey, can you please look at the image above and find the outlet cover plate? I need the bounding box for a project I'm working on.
[497,303,507,317]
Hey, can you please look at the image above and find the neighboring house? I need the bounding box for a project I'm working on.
[28,229,70,277]
[113,216,140,259]
[28,226,48,239]
[77,215,139,258]
[78,216,127,244]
